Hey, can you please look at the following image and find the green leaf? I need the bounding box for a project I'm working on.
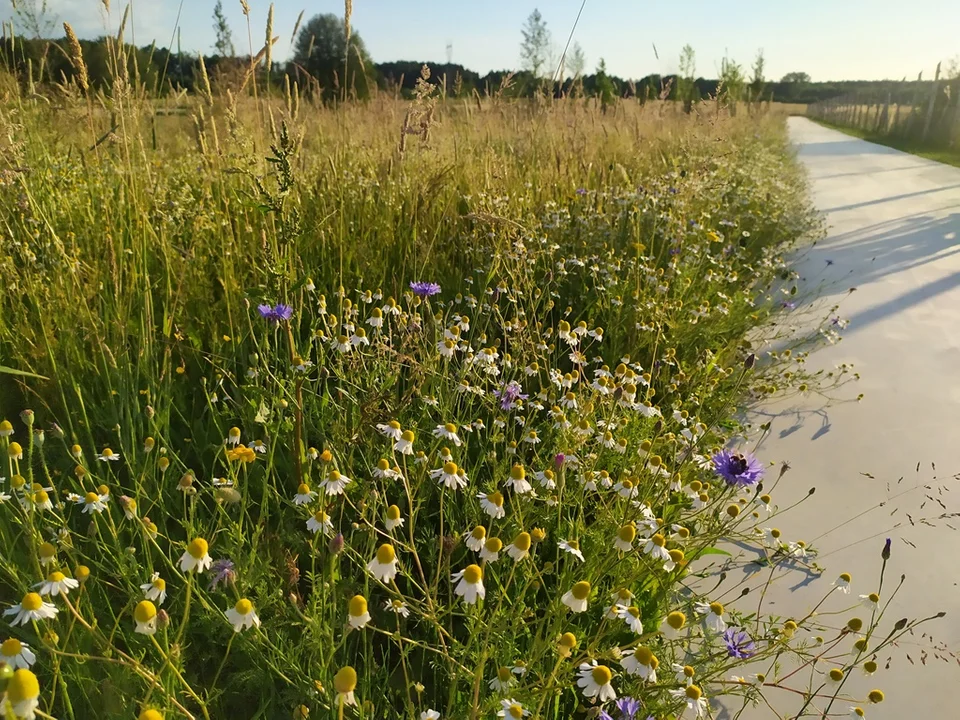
[0,365,49,381]
[699,547,732,557]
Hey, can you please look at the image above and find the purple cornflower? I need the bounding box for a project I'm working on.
[598,712,614,720]
[781,301,797,310]
[257,303,293,324]
[723,627,756,659]
[576,187,588,196]
[493,380,528,410]
[615,697,642,719]
[712,449,764,487]
[409,281,441,297]
[208,558,236,591]
[554,453,566,468]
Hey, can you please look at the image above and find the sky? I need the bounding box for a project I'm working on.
[12,0,960,81]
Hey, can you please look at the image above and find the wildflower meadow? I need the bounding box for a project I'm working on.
[0,15,945,720]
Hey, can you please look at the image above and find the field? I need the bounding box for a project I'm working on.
[0,73,915,720]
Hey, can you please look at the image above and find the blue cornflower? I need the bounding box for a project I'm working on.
[615,696,642,719]
[409,281,441,297]
[258,303,293,324]
[723,627,756,659]
[598,712,614,720]
[208,558,236,591]
[493,381,528,410]
[712,449,764,487]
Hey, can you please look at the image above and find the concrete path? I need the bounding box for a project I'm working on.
[736,118,960,717]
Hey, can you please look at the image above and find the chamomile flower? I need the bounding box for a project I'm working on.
[833,572,852,594]
[367,544,399,583]
[332,335,352,353]
[78,491,107,514]
[383,505,403,532]
[421,711,441,720]
[307,509,334,535]
[377,420,403,440]
[695,601,727,633]
[478,491,506,519]
[433,423,462,446]
[479,537,503,563]
[465,525,486,551]
[576,661,617,702]
[860,592,880,612]
[179,537,212,573]
[320,470,351,496]
[660,611,687,639]
[0,639,35,669]
[431,462,467,490]
[4,593,57,626]
[334,666,358,707]
[506,532,531,561]
[561,581,591,613]
[347,595,371,629]
[497,699,530,718]
[294,483,317,505]
[616,605,644,633]
[35,571,79,597]
[505,465,533,494]
[140,573,167,605]
[615,524,637,552]
[0,420,11,437]
[489,666,516,693]
[394,430,415,455]
[384,599,410,617]
[674,663,696,686]
[643,533,670,561]
[621,646,658,681]
[349,328,370,347]
[225,427,241,446]
[535,469,557,489]
[1,669,40,720]
[669,685,708,718]
[225,598,260,633]
[134,600,158,635]
[373,458,402,479]
[558,539,585,562]
[38,542,57,566]
[452,564,485,604]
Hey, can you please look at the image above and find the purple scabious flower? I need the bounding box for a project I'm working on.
[493,380,528,410]
[712,449,764,487]
[723,627,756,659]
[615,697,641,719]
[258,303,293,324]
[208,558,236,591]
[409,281,441,297]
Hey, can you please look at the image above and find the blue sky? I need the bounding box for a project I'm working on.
[20,1,960,81]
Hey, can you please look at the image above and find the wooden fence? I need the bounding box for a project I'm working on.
[807,63,960,149]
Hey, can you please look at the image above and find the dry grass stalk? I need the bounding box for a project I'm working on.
[344,0,353,45]
[264,4,274,74]
[291,10,304,45]
[63,22,89,93]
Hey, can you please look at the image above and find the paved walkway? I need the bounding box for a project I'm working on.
[737,118,960,717]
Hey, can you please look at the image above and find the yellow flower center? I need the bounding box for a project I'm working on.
[829,669,844,682]
[235,598,253,615]
[559,632,577,649]
[508,704,524,719]
[669,549,685,563]
[627,606,640,618]
[101,448,114,458]
[666,611,686,629]
[140,710,164,720]
[683,665,695,677]
[463,564,482,584]
[497,666,512,681]
[591,665,612,685]
[484,538,503,553]
[565,540,580,550]
[39,542,55,559]
[868,690,884,703]
[229,427,240,438]
[313,510,328,523]
[685,685,702,700]
[571,581,591,600]
[34,490,49,504]
[320,449,333,463]
[8,442,22,458]
[510,465,525,480]
[487,491,504,507]
[386,505,401,521]
[400,430,415,442]
[512,532,531,552]
[635,646,653,665]
[6,669,39,703]
[153,578,166,590]
[444,423,457,434]
[868,593,879,603]
[377,458,390,471]
[333,666,357,694]
[135,600,157,623]
[443,461,458,475]
[1,638,23,656]
[328,470,342,482]
[187,538,209,559]
[839,572,852,583]
[651,534,665,547]
[48,571,65,583]
[709,602,724,616]
[471,526,486,540]
[297,483,311,495]
[84,491,99,504]
[348,595,367,616]
[376,544,396,564]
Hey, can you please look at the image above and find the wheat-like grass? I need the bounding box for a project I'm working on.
[63,22,88,93]
[264,3,274,74]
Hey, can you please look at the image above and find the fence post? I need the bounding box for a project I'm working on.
[921,61,942,143]
[877,92,890,133]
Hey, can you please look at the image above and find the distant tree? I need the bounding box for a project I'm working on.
[568,41,586,78]
[212,0,235,57]
[12,0,57,39]
[291,14,374,100]
[719,52,745,113]
[678,44,696,112]
[595,58,615,110]
[780,71,811,83]
[750,49,766,103]
[520,9,551,78]
[944,57,960,80]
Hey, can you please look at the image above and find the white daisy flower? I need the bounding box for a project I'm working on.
[673,663,696,686]
[141,572,167,605]
[433,423,462,446]
[294,483,318,505]
[465,526,486,552]
[497,699,530,718]
[621,646,658,681]
[394,430,415,455]
[558,539,585,562]
[35,571,79,597]
[833,572,852,594]
[616,604,644,633]
[331,335,352,353]
[321,470,351,496]
[643,534,670,562]
[307,509,334,535]
[669,686,708,718]
[96,447,120,462]
[421,711,441,720]
[478,491,506,519]
[384,599,410,617]
[225,598,261,633]
[376,420,403,440]
[505,532,531,561]
[4,593,57,626]
[695,601,727,633]
[615,524,636,552]
[349,329,370,347]
[1,668,40,719]
[384,504,404,531]
[860,592,880,612]
[134,600,158,635]
[479,538,503,563]
[347,595,371,629]
[430,462,467,490]
[506,465,533,494]
[179,538,213,573]
[488,666,516,693]
[660,610,687,639]
[0,639,35,669]
[78,491,108,514]
[367,544,399,583]
[561,581,591,613]
[452,564,485,604]
[576,661,617,702]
